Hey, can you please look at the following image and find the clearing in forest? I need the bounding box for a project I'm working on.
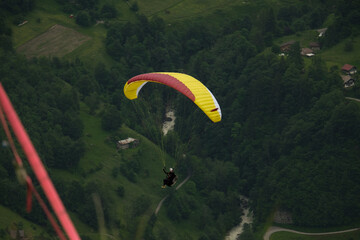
[17,24,91,58]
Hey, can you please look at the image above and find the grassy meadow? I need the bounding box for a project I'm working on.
[10,0,270,67]
[319,36,360,69]
[11,0,78,47]
[11,0,117,66]
[149,0,251,21]
[74,102,184,239]
[12,0,359,71]
[16,24,91,58]
[0,205,50,239]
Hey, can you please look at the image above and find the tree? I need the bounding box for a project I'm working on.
[76,0,98,10]
[260,7,277,36]
[150,46,173,70]
[324,102,360,144]
[207,190,226,218]
[94,62,115,90]
[0,35,13,52]
[237,224,255,240]
[193,206,214,230]
[61,111,84,139]
[166,192,195,221]
[84,93,100,115]
[116,186,125,197]
[101,105,122,131]
[321,17,351,48]
[101,3,118,19]
[132,194,151,216]
[57,86,80,112]
[287,41,303,69]
[130,2,139,12]
[0,0,35,13]
[76,11,91,27]
[344,40,354,52]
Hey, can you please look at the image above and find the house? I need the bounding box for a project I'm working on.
[341,75,355,88]
[317,28,327,37]
[10,229,17,239]
[280,40,296,52]
[9,228,27,240]
[309,42,320,51]
[117,137,139,149]
[342,64,357,75]
[301,48,314,57]
[18,230,25,239]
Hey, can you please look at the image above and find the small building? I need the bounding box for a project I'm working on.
[117,138,139,149]
[280,40,296,52]
[309,42,320,51]
[342,64,357,75]
[9,228,27,240]
[18,230,25,239]
[301,47,314,57]
[317,28,327,37]
[341,75,355,88]
[10,229,17,239]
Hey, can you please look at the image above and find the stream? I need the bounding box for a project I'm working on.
[162,109,175,135]
[225,196,253,240]
[161,110,254,239]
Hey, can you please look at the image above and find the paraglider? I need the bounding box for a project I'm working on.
[162,167,177,188]
[124,72,222,189]
[123,72,222,123]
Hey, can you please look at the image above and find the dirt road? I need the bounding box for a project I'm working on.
[345,97,360,102]
[263,226,360,240]
[154,174,191,215]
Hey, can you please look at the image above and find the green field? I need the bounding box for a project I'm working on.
[12,0,360,71]
[9,0,273,67]
[319,36,360,69]
[16,24,91,58]
[75,102,177,239]
[149,0,250,20]
[10,0,116,66]
[0,205,49,239]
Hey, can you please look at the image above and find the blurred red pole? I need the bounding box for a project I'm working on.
[0,83,80,240]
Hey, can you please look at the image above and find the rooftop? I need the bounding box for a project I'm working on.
[342,64,355,71]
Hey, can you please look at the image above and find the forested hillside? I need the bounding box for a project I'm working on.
[1,0,360,239]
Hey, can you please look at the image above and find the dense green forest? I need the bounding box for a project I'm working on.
[1,0,360,239]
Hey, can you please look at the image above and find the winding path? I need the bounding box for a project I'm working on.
[154,174,191,215]
[263,226,360,240]
[345,97,360,102]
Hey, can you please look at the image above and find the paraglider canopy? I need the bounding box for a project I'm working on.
[123,72,222,122]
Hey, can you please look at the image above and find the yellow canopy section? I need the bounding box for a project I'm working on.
[124,72,222,122]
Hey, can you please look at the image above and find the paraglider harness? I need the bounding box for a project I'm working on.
[163,167,178,187]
